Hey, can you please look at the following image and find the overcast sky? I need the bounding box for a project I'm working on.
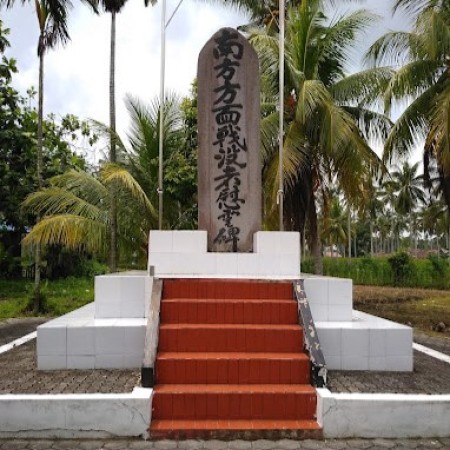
[2,0,411,161]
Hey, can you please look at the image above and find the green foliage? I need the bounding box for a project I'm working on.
[301,255,450,289]
[0,277,94,318]
[388,252,413,286]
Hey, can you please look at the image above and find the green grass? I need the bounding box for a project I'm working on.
[0,277,94,319]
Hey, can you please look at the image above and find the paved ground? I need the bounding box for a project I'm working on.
[414,331,450,357]
[0,438,450,449]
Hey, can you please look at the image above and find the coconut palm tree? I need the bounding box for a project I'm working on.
[0,0,97,312]
[248,0,392,273]
[367,0,450,213]
[22,164,156,264]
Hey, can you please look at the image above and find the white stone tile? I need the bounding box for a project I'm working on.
[120,276,143,304]
[150,253,172,275]
[257,254,280,276]
[278,232,300,255]
[317,328,341,357]
[385,356,413,371]
[342,328,370,357]
[123,326,146,350]
[189,253,218,275]
[95,326,125,354]
[328,278,352,305]
[323,355,341,370]
[386,328,413,356]
[123,353,144,368]
[95,301,121,319]
[172,231,207,253]
[95,354,124,369]
[216,253,238,276]
[304,278,329,304]
[37,354,67,370]
[149,230,173,253]
[278,254,300,276]
[310,303,328,322]
[369,329,386,357]
[328,304,352,322]
[67,326,95,356]
[237,253,259,276]
[120,300,145,318]
[369,356,387,371]
[37,327,67,356]
[95,275,120,304]
[253,232,279,253]
[341,355,369,370]
[67,355,95,369]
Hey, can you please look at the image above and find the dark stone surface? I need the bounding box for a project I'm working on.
[198,28,261,253]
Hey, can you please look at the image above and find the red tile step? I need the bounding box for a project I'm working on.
[156,352,310,384]
[152,384,317,421]
[163,279,293,300]
[158,324,304,353]
[150,419,322,440]
[160,298,298,324]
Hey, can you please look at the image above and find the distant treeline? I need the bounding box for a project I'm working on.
[301,253,450,290]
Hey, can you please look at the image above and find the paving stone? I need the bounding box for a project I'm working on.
[103,441,134,449]
[416,440,444,449]
[371,439,396,448]
[393,440,423,448]
[297,440,323,450]
[346,439,374,448]
[153,441,178,450]
[252,440,278,450]
[178,440,203,450]
[227,441,253,450]
[273,440,299,450]
[1,440,34,450]
[323,441,348,449]
[19,442,53,450]
[128,440,156,449]
[202,441,228,450]
[77,440,107,450]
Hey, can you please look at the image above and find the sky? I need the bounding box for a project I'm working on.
[1,0,412,162]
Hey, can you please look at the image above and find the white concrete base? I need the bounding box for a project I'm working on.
[148,230,300,278]
[317,311,413,371]
[0,387,152,439]
[317,388,450,438]
[37,303,146,370]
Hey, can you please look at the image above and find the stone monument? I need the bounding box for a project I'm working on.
[198,28,262,253]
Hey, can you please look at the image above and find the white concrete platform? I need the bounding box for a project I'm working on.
[37,270,151,370]
[148,230,301,278]
[317,388,450,438]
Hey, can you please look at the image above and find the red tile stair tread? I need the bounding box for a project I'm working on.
[162,298,295,303]
[150,419,321,430]
[159,324,302,330]
[154,384,316,394]
[156,352,309,360]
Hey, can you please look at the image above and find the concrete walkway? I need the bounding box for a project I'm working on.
[1,438,450,449]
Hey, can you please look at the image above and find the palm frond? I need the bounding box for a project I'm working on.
[22,214,106,253]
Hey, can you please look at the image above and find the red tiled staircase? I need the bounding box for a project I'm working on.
[149,279,322,439]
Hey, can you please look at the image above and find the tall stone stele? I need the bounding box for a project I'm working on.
[198,28,262,253]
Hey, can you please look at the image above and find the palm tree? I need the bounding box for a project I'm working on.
[248,0,392,273]
[0,0,97,312]
[22,165,156,264]
[367,0,450,213]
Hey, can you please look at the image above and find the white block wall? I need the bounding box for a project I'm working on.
[316,311,413,371]
[304,277,352,322]
[148,230,300,278]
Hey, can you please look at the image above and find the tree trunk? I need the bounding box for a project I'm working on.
[33,48,45,314]
[347,207,351,258]
[109,11,118,272]
[308,191,322,274]
[370,221,374,257]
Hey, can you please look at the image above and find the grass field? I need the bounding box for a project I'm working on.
[354,285,450,335]
[0,278,94,318]
[0,278,449,337]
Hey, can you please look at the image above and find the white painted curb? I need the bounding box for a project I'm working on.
[0,387,153,439]
[317,388,450,438]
